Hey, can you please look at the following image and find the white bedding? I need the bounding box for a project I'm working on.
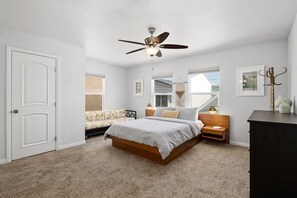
[104,117,203,159]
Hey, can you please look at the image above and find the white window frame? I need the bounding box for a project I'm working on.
[188,67,220,110]
[85,74,105,111]
[151,74,173,108]
[153,92,173,108]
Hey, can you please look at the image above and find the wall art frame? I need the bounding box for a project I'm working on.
[236,65,264,96]
[134,79,143,96]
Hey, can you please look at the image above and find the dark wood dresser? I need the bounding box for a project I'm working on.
[248,110,297,198]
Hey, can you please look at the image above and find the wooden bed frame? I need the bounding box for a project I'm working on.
[107,134,202,165]
[106,112,226,165]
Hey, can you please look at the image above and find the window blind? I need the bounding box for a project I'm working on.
[152,72,172,79]
[189,66,220,75]
[86,73,105,78]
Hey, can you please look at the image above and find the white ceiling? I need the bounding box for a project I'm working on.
[0,0,297,67]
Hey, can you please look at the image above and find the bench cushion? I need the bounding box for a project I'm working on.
[85,117,135,130]
[85,111,95,122]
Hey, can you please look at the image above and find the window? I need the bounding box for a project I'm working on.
[85,75,105,111]
[152,76,173,107]
[189,69,220,112]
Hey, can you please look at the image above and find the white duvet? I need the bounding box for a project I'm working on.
[104,117,203,159]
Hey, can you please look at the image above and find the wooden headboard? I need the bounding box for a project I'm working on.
[147,110,229,129]
[198,113,230,131]
[146,109,229,130]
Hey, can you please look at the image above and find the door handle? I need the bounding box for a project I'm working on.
[13,109,19,114]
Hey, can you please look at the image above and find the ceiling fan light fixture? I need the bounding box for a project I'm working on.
[145,46,159,57]
[118,27,187,57]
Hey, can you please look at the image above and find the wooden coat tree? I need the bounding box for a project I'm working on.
[258,67,287,111]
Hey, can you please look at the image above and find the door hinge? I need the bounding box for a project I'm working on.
[54,137,57,141]
[55,67,57,72]
[54,102,56,107]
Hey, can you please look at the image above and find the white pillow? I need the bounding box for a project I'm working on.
[153,107,174,117]
[176,107,198,121]
[196,120,204,130]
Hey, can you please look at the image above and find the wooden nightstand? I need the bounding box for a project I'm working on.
[145,109,155,116]
[201,126,229,143]
[199,114,230,144]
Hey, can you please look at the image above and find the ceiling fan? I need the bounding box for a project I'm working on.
[118,27,188,57]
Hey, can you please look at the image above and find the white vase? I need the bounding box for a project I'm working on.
[283,97,293,107]
[279,102,291,114]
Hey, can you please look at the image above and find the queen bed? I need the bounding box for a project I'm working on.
[104,108,204,164]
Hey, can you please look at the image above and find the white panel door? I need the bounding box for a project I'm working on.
[11,51,56,160]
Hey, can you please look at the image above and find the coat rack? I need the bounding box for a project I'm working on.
[258,67,287,111]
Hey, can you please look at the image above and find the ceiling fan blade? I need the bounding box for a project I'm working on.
[118,39,146,46]
[156,32,170,44]
[159,44,188,49]
[126,48,146,54]
[156,50,162,57]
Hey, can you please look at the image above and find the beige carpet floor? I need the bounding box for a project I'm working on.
[0,136,249,198]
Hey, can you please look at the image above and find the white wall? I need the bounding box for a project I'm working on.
[86,59,128,110]
[289,14,297,113]
[0,28,86,161]
[127,40,288,145]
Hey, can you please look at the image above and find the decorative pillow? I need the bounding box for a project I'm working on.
[116,109,122,118]
[119,109,126,118]
[196,120,204,130]
[161,110,179,119]
[104,110,112,119]
[153,107,174,117]
[95,111,104,121]
[110,109,120,119]
[176,107,198,121]
[85,111,95,122]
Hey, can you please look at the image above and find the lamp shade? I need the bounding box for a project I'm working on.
[209,106,217,114]
[145,46,159,57]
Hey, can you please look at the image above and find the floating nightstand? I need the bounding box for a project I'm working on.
[199,113,230,144]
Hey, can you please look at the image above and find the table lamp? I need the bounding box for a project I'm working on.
[209,106,221,129]
[147,103,153,110]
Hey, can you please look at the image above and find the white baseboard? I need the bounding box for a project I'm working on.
[0,159,7,164]
[57,140,86,150]
[230,141,249,147]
